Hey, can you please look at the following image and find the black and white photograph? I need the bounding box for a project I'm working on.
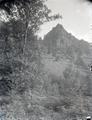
[0,0,92,119]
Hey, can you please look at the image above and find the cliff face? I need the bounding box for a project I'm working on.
[43,24,91,58]
[42,24,92,72]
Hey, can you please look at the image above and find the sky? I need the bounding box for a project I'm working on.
[38,0,92,43]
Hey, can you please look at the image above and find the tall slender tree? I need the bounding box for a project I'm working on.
[0,0,61,94]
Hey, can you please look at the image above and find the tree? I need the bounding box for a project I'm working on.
[0,0,61,56]
[0,0,61,94]
[0,1,61,119]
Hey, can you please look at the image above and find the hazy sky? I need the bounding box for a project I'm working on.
[38,0,92,43]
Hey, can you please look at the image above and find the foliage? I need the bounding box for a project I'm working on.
[0,0,61,96]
